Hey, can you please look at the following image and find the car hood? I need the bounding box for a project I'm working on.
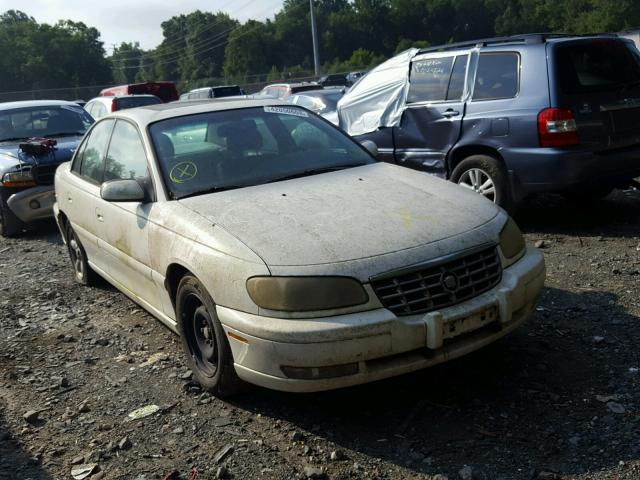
[178,163,500,267]
[0,136,82,173]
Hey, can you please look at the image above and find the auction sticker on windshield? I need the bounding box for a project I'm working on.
[264,106,308,117]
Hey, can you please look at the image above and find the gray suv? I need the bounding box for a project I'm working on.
[338,34,640,211]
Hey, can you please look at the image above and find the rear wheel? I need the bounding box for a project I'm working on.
[0,200,24,237]
[451,155,514,213]
[65,223,98,286]
[176,275,244,397]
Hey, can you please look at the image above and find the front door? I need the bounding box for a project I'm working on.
[95,119,159,308]
[393,52,469,177]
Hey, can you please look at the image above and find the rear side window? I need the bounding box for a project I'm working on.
[446,55,468,100]
[78,119,114,184]
[407,56,455,103]
[473,53,519,100]
[555,41,640,94]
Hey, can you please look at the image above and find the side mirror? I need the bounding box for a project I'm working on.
[360,140,378,158]
[100,179,145,202]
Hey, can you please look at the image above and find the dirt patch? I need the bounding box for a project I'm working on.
[1,191,639,479]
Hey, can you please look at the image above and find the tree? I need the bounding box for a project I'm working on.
[223,20,275,82]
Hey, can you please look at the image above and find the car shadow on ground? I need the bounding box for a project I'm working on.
[516,189,640,238]
[16,219,63,246]
[0,410,53,479]
[229,286,639,479]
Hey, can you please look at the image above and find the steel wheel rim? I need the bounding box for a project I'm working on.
[183,294,218,378]
[458,168,496,202]
[68,232,85,280]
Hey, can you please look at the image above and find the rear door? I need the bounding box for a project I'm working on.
[551,38,640,151]
[62,119,115,271]
[393,52,469,177]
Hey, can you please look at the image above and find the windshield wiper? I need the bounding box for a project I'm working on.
[176,184,246,200]
[0,137,29,143]
[44,131,85,138]
[265,164,367,184]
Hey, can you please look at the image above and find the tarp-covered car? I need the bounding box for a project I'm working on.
[338,35,640,211]
[54,98,545,396]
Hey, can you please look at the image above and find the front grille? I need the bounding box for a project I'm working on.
[371,245,502,316]
[33,164,61,185]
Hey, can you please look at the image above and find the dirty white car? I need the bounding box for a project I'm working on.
[53,99,545,396]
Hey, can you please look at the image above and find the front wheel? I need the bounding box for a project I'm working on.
[451,155,514,213]
[176,275,244,397]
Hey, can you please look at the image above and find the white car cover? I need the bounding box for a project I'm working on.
[337,48,419,136]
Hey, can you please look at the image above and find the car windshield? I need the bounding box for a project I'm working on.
[212,87,242,98]
[149,105,374,199]
[313,92,343,111]
[0,105,94,142]
[116,96,162,109]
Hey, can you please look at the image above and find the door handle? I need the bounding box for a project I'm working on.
[95,208,104,222]
[443,109,460,118]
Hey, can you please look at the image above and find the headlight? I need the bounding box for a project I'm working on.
[246,276,369,312]
[1,170,35,187]
[499,217,526,263]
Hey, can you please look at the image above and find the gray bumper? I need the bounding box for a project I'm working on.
[7,186,56,223]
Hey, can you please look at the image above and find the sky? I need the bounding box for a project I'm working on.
[0,0,285,51]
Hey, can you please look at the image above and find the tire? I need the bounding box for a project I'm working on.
[176,275,244,397]
[562,187,614,205]
[0,200,24,237]
[451,155,514,213]
[65,223,98,286]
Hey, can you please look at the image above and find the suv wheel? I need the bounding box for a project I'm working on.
[176,275,245,398]
[451,155,514,212]
[0,200,24,237]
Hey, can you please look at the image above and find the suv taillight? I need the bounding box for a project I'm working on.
[538,108,579,147]
[110,99,117,112]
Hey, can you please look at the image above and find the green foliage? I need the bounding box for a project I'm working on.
[3,0,640,96]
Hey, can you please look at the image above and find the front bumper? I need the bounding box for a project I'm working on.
[6,186,56,223]
[218,247,545,392]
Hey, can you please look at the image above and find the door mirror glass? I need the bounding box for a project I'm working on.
[360,139,378,157]
[100,179,145,202]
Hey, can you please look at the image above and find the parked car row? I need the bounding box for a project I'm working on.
[6,32,638,398]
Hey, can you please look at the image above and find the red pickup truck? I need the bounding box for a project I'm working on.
[100,81,179,103]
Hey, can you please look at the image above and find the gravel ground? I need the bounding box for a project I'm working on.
[1,191,639,480]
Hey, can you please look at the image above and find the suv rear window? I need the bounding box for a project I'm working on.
[473,53,519,100]
[555,40,640,94]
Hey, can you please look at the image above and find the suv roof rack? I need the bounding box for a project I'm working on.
[416,32,619,54]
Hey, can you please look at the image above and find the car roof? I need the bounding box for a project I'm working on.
[112,97,289,126]
[0,100,81,111]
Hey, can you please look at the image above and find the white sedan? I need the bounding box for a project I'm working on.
[54,99,545,396]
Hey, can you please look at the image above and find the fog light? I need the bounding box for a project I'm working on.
[29,199,40,209]
[281,363,359,380]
